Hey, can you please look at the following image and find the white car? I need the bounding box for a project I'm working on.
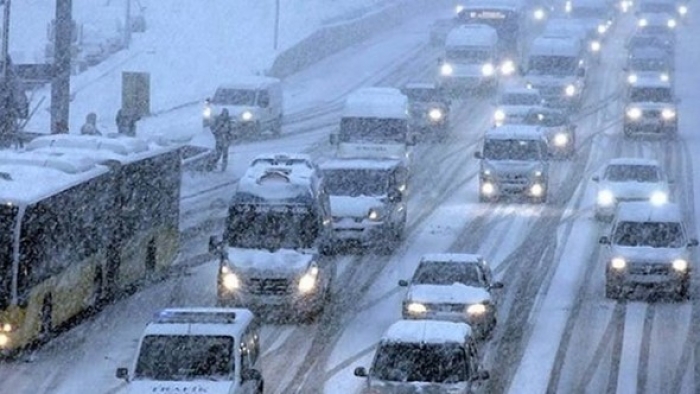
[493,86,543,126]
[593,158,671,221]
[116,308,263,394]
[600,202,698,300]
[398,254,503,339]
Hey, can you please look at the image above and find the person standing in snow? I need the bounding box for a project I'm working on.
[116,107,140,136]
[209,109,233,171]
[80,112,102,136]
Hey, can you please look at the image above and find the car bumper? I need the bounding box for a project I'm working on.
[607,268,689,287]
[217,284,325,314]
[624,120,677,135]
[480,179,547,199]
[332,221,393,245]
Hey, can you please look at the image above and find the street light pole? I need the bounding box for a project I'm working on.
[1,0,11,81]
[124,0,131,49]
[50,0,72,134]
[273,0,280,50]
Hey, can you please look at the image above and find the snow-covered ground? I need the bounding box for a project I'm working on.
[2,0,700,393]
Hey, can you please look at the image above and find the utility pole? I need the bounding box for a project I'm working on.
[0,0,10,81]
[50,0,72,134]
[124,0,131,49]
[273,0,280,50]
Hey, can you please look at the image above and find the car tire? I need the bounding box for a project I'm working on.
[677,280,690,301]
[605,282,622,300]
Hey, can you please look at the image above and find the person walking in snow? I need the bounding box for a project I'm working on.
[209,109,233,171]
[80,112,102,136]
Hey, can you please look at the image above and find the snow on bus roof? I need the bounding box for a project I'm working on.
[446,24,498,47]
[383,320,473,344]
[320,157,401,171]
[616,201,683,223]
[0,150,109,205]
[485,124,543,140]
[25,134,178,165]
[143,308,255,338]
[342,87,408,119]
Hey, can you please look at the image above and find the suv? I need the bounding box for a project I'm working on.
[475,125,550,203]
[116,308,263,394]
[625,47,673,85]
[624,76,678,137]
[626,32,675,59]
[600,202,698,300]
[493,85,544,126]
[210,154,334,321]
[592,158,671,221]
[203,76,283,137]
[398,254,503,339]
[402,83,451,141]
[354,320,490,392]
[321,158,408,254]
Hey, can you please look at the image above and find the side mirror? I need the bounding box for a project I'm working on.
[354,367,368,377]
[490,281,505,289]
[577,68,586,78]
[241,368,263,382]
[474,151,483,159]
[599,236,611,245]
[388,189,403,203]
[472,370,490,381]
[329,134,338,145]
[398,279,409,287]
[209,235,223,254]
[689,239,699,247]
[115,367,129,381]
[592,175,599,182]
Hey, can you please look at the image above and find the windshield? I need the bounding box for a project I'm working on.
[225,205,319,250]
[629,87,673,102]
[413,262,484,287]
[522,111,567,126]
[446,49,491,63]
[0,204,17,308]
[483,139,543,161]
[613,221,686,248]
[640,3,676,13]
[404,88,441,102]
[629,58,669,71]
[528,56,578,75]
[604,165,660,182]
[134,335,233,381]
[323,169,390,196]
[501,93,541,106]
[570,7,607,19]
[339,118,409,144]
[212,88,257,106]
[372,343,468,383]
[630,35,672,49]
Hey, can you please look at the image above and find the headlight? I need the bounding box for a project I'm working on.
[661,108,676,119]
[455,5,465,14]
[482,63,495,76]
[526,82,533,89]
[626,107,642,119]
[494,109,506,122]
[467,303,486,315]
[660,73,670,82]
[222,271,240,290]
[481,182,495,196]
[554,133,569,146]
[598,24,608,34]
[203,106,212,119]
[672,259,688,272]
[368,208,382,221]
[533,8,546,20]
[407,302,427,314]
[650,191,668,205]
[1,324,11,332]
[590,41,601,52]
[0,334,9,348]
[241,111,254,121]
[565,1,572,13]
[298,266,319,294]
[441,63,453,76]
[531,183,544,197]
[534,170,543,177]
[638,18,648,27]
[668,19,677,28]
[679,5,688,15]
[428,108,443,121]
[501,60,515,76]
[611,257,627,270]
[627,74,638,84]
[597,190,615,206]
[565,85,576,96]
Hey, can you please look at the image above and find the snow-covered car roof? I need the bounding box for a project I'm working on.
[0,150,109,206]
[250,153,316,170]
[628,74,673,88]
[629,46,669,60]
[403,82,437,91]
[237,155,317,199]
[457,1,521,13]
[320,158,401,171]
[606,157,661,168]
[420,253,483,264]
[383,320,473,344]
[531,36,582,57]
[217,76,281,91]
[615,201,683,223]
[637,12,676,25]
[343,87,408,119]
[142,308,255,337]
[446,24,498,47]
[485,124,544,140]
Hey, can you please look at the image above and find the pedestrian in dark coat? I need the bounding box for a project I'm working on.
[116,108,140,136]
[210,109,233,171]
[80,112,102,136]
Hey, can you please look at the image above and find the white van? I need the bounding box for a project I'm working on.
[330,87,413,162]
[438,24,500,93]
[203,76,283,137]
